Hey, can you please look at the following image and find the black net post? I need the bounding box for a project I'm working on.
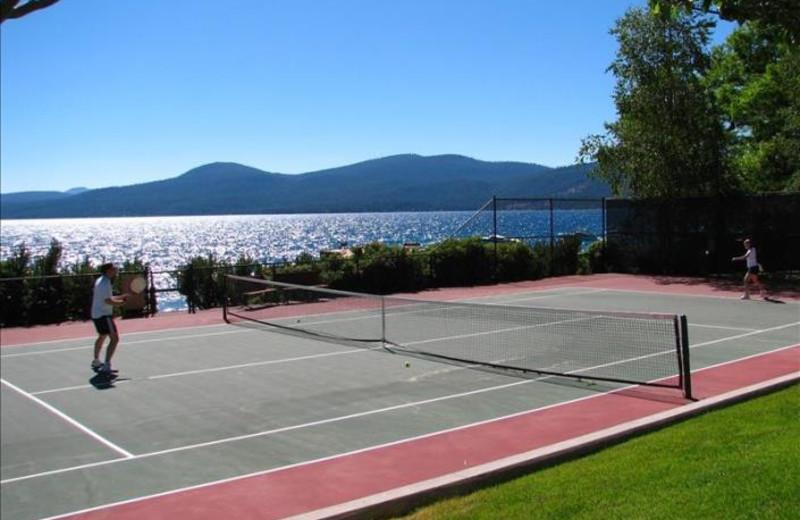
[679,315,692,400]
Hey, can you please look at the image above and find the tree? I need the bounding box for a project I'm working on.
[706,23,800,191]
[578,8,732,198]
[649,0,800,44]
[0,0,62,24]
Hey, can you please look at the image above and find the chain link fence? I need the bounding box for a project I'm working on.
[605,193,800,275]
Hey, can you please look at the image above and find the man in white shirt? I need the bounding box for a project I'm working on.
[732,238,766,300]
[91,263,128,373]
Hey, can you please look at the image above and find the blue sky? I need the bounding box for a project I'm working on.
[1,0,733,193]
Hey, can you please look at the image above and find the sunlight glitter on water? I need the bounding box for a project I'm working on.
[1,211,603,270]
[1,211,602,311]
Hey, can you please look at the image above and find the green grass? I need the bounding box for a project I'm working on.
[393,384,800,520]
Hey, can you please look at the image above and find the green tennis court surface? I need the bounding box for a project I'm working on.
[2,278,798,520]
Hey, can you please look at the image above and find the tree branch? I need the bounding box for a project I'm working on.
[1,0,63,24]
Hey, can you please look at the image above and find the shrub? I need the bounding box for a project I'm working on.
[550,234,583,276]
[430,237,492,286]
[174,254,227,310]
[579,240,607,274]
[494,241,537,282]
[2,234,590,326]
[0,244,31,326]
[358,243,426,294]
[26,239,66,325]
[62,257,97,320]
[318,253,360,289]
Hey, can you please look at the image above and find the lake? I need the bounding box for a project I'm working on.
[1,210,602,310]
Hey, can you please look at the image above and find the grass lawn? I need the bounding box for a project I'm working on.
[393,384,799,520]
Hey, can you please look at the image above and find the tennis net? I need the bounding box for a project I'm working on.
[223,275,692,398]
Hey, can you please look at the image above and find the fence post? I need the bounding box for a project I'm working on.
[602,198,607,273]
[146,266,157,316]
[186,264,196,314]
[549,198,555,275]
[492,196,498,280]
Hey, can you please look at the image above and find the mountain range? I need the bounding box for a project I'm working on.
[0,154,610,219]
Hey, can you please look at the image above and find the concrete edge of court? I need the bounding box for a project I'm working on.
[286,372,800,520]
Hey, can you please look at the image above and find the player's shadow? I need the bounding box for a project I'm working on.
[89,373,119,390]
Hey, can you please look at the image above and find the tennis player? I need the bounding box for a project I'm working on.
[91,263,128,373]
[731,238,765,300]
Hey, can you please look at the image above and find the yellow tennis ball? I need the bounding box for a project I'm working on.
[404,361,410,368]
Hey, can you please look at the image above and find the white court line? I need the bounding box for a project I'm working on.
[25,314,787,396]
[567,285,800,304]
[28,388,612,520]
[45,346,378,393]
[25,319,798,397]
[148,346,381,379]
[0,284,768,360]
[690,323,758,332]
[31,314,596,394]
[4,291,796,476]
[401,315,599,347]
[514,321,800,380]
[22,343,800,520]
[689,321,800,349]
[4,325,798,487]
[0,323,230,349]
[25,314,604,396]
[1,377,537,485]
[23,312,650,396]
[0,328,252,359]
[30,345,386,396]
[691,343,800,373]
[460,288,609,304]
[1,378,135,460]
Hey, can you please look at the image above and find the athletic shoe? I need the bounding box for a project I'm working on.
[98,364,119,374]
[740,294,750,300]
[91,359,103,371]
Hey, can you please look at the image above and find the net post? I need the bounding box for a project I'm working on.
[678,315,692,400]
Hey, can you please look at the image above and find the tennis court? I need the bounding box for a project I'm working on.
[1,274,798,520]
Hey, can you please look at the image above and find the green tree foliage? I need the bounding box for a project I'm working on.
[61,256,96,322]
[0,239,149,326]
[706,23,800,191]
[2,237,594,326]
[26,239,66,324]
[650,0,800,44]
[354,243,426,294]
[430,238,493,287]
[0,244,31,326]
[174,254,226,310]
[579,8,731,198]
[549,234,583,276]
[175,254,266,310]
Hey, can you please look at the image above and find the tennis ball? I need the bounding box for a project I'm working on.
[404,361,410,368]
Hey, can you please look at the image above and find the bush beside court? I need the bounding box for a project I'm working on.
[175,235,590,309]
[0,234,597,325]
[0,240,147,327]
